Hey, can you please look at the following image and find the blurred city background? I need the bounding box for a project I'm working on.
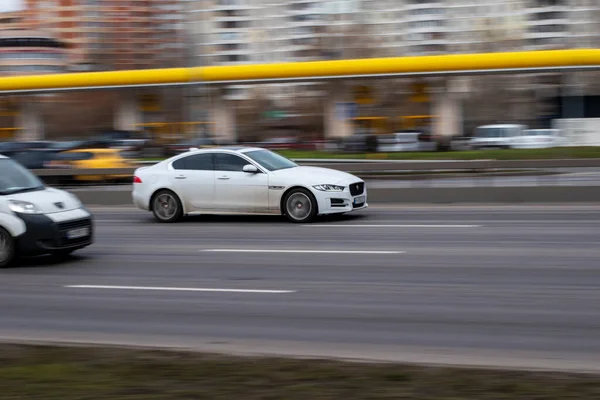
[0,0,599,167]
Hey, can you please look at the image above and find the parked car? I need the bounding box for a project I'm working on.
[469,124,526,149]
[377,132,437,152]
[512,129,566,149]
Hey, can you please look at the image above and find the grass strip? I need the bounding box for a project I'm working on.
[141,147,600,163]
[1,344,600,400]
[278,147,600,160]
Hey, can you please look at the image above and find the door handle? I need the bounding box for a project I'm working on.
[218,176,230,180]
[175,176,187,180]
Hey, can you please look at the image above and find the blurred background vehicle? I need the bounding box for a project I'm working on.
[377,131,437,153]
[469,124,526,150]
[512,129,566,149]
[164,137,217,157]
[45,148,132,183]
[257,137,300,150]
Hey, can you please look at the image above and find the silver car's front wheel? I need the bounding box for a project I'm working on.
[284,189,317,223]
[152,190,183,223]
[0,227,16,268]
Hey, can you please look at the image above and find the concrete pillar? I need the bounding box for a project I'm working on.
[16,98,44,141]
[324,81,354,139]
[209,86,236,144]
[114,91,142,131]
[432,78,466,140]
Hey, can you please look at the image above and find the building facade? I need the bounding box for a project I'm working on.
[6,0,186,71]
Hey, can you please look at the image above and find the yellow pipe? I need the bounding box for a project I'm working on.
[0,68,190,91]
[0,49,597,92]
[199,49,600,81]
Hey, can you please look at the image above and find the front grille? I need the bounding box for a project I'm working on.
[349,182,365,196]
[56,217,93,247]
[56,218,91,232]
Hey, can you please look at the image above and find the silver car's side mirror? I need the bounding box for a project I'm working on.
[243,164,259,173]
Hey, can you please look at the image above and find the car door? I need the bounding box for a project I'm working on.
[170,153,215,211]
[214,153,269,213]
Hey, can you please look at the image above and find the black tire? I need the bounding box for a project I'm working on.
[0,227,16,268]
[283,188,318,223]
[151,190,183,223]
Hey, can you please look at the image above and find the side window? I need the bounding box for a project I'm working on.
[172,153,214,170]
[172,157,187,170]
[215,153,249,172]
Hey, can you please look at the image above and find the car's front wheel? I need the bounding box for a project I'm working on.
[0,227,16,268]
[152,190,183,223]
[284,188,318,223]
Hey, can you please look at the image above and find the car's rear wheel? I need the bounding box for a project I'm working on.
[152,190,183,223]
[284,188,317,223]
[0,227,16,268]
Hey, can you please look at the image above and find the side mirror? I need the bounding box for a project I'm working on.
[243,164,259,173]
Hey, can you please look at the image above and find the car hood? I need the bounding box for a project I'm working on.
[270,166,360,186]
[6,187,81,214]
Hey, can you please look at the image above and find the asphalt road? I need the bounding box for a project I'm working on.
[2,205,600,372]
[62,168,600,191]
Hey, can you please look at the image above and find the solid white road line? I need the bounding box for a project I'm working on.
[307,224,481,228]
[65,285,295,294]
[201,249,404,254]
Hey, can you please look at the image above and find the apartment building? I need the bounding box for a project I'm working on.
[2,0,186,71]
[0,29,69,75]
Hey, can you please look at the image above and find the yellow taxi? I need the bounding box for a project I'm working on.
[48,148,132,182]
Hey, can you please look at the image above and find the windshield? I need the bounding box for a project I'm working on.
[244,149,298,171]
[475,128,504,138]
[0,159,45,195]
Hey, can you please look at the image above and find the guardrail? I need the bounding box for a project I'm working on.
[31,158,600,178]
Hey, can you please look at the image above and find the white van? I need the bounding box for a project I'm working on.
[0,155,93,267]
[470,124,526,149]
[377,132,436,152]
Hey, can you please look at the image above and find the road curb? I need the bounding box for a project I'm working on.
[72,186,600,206]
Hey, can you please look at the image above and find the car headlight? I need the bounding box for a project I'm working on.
[313,184,345,192]
[8,200,42,214]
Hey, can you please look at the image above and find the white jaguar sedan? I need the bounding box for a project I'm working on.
[132,147,367,223]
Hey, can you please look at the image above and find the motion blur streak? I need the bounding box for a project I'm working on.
[0,205,600,371]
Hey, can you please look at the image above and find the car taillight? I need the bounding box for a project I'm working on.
[133,176,142,184]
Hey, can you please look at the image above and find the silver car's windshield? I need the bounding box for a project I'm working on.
[244,149,298,171]
[0,159,45,195]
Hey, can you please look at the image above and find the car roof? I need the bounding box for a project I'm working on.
[185,146,263,154]
[477,124,525,128]
[66,148,119,153]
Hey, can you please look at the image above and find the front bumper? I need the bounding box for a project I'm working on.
[314,186,368,215]
[15,209,94,256]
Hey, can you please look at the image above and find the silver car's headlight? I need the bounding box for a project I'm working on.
[313,184,345,192]
[8,200,43,214]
